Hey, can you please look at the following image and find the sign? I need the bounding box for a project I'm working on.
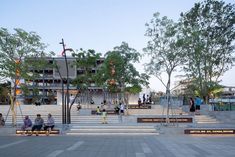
[137,117,193,123]
[184,129,235,134]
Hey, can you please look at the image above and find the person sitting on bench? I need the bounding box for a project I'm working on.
[21,115,32,133]
[44,113,55,136]
[30,114,44,136]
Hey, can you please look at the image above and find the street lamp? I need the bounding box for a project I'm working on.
[59,39,74,124]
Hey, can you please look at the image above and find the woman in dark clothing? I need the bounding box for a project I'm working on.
[189,97,195,114]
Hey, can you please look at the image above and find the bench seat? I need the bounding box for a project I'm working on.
[184,128,235,134]
[91,110,118,115]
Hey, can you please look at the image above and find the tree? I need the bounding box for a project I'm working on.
[0,28,51,125]
[179,0,235,102]
[144,13,185,119]
[72,49,101,104]
[0,81,11,104]
[97,42,149,107]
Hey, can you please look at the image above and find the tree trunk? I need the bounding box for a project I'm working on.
[166,74,171,123]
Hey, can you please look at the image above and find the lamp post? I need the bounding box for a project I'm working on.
[59,39,73,124]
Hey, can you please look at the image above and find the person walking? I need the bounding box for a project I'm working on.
[195,96,202,115]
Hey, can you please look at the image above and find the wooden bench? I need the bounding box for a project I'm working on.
[184,128,235,134]
[16,129,60,135]
[137,117,193,123]
[128,105,151,109]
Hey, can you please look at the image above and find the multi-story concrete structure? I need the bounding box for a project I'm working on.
[23,57,103,105]
[24,57,138,105]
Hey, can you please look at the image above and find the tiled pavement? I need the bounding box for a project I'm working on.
[0,134,235,157]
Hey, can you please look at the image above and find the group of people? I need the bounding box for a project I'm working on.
[96,101,125,123]
[0,112,54,136]
[189,96,203,115]
[22,113,55,136]
[138,94,152,107]
[95,107,108,124]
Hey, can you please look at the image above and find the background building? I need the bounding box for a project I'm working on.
[23,57,138,105]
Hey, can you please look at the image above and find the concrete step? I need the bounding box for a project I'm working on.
[66,125,159,135]
[194,115,220,124]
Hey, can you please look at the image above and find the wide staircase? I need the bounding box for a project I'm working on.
[1,105,159,135]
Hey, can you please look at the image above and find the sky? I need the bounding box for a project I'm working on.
[1,0,234,92]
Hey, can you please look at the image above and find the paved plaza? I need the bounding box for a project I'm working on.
[0,104,235,157]
[0,134,235,157]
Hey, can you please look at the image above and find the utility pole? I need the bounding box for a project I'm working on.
[59,39,73,124]
[59,39,67,124]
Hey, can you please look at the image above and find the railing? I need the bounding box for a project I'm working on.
[209,98,235,111]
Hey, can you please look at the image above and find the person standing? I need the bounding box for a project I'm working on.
[96,106,101,115]
[44,113,55,136]
[138,98,142,108]
[189,98,195,115]
[119,102,125,122]
[146,95,149,104]
[149,95,152,104]
[101,109,107,124]
[195,96,202,115]
[143,94,146,104]
[0,113,5,127]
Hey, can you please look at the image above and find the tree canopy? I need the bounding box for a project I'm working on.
[0,28,53,100]
[72,49,101,90]
[97,42,149,95]
[179,0,235,99]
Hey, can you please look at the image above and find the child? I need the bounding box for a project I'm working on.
[102,109,107,124]
[96,106,101,115]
